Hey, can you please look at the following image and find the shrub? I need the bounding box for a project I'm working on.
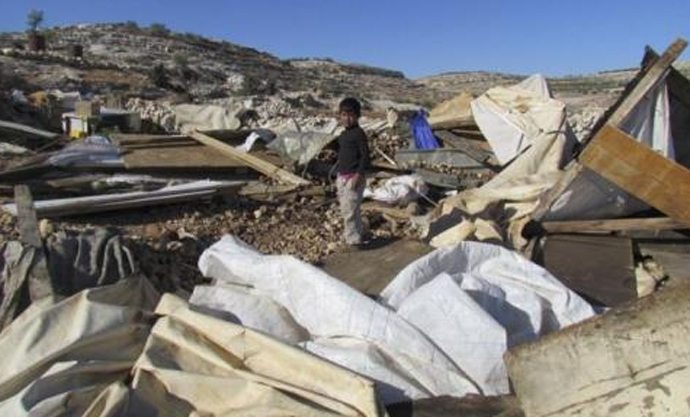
[148,23,170,37]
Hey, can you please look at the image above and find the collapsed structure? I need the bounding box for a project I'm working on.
[1,33,689,417]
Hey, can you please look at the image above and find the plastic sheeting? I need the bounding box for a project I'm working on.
[269,131,336,165]
[429,75,578,249]
[1,180,243,217]
[194,236,594,403]
[471,74,577,165]
[0,278,384,417]
[174,103,243,133]
[363,174,428,205]
[48,135,123,167]
[546,80,675,221]
[409,111,439,149]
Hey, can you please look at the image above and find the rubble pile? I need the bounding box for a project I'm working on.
[1,24,689,417]
[125,97,176,131]
[567,106,606,141]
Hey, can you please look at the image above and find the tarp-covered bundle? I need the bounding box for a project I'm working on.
[192,236,595,404]
[428,75,580,249]
[0,278,384,417]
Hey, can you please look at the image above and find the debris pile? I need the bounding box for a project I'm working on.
[1,31,690,417]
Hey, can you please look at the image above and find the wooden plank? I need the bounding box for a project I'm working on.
[14,185,53,301]
[190,131,309,186]
[395,148,486,169]
[542,217,687,233]
[113,134,247,169]
[505,280,690,417]
[607,38,687,127]
[0,119,59,139]
[429,116,476,130]
[433,130,494,163]
[580,124,690,228]
[542,234,637,306]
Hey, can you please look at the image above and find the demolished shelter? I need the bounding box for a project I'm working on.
[1,36,690,417]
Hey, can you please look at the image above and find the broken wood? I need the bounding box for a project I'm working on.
[14,185,53,301]
[606,38,687,127]
[530,39,688,222]
[506,279,690,417]
[542,217,687,233]
[579,124,690,229]
[190,131,309,186]
[433,130,494,164]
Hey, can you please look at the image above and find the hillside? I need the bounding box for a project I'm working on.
[0,23,436,105]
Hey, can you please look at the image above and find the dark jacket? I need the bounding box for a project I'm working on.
[336,125,370,175]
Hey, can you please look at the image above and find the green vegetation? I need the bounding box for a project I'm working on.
[148,23,170,37]
[26,9,44,32]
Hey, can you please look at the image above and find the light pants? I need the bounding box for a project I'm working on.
[336,175,365,245]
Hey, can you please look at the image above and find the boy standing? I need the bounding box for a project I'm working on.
[335,98,370,247]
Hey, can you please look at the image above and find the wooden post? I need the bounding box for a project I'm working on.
[15,185,53,301]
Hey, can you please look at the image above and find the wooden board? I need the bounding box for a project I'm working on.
[433,130,494,164]
[580,124,690,228]
[190,131,309,186]
[607,38,687,127]
[113,134,247,169]
[15,185,53,301]
[541,217,687,233]
[505,280,690,417]
[542,234,636,306]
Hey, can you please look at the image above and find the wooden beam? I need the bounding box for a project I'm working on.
[542,217,687,233]
[642,46,690,109]
[190,131,309,186]
[14,185,53,301]
[606,38,687,127]
[580,124,690,228]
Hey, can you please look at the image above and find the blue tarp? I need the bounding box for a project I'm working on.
[409,111,440,149]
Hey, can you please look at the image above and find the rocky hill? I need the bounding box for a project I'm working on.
[0,23,435,106]
[1,23,687,116]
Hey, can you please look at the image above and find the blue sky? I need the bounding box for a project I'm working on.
[1,0,689,78]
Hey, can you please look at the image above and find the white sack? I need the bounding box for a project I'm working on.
[364,174,428,205]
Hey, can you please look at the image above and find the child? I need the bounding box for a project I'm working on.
[335,97,370,247]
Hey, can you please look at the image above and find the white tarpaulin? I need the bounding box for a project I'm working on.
[428,75,578,249]
[174,103,243,133]
[546,80,675,221]
[0,278,383,417]
[268,131,336,165]
[193,236,595,402]
[363,174,428,205]
[471,74,578,165]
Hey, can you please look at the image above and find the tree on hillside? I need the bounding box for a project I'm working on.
[26,9,44,32]
[149,23,170,37]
